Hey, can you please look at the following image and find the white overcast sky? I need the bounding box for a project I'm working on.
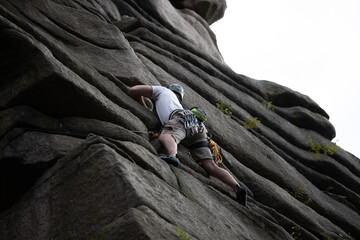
[211,0,360,159]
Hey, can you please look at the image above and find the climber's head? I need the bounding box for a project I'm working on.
[168,84,184,101]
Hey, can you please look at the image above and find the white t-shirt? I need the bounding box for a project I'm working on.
[152,86,183,125]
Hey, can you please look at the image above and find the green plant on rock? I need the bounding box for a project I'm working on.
[320,231,353,240]
[262,101,274,111]
[325,187,348,200]
[306,136,339,160]
[291,226,303,240]
[321,232,331,240]
[243,117,260,129]
[177,226,191,240]
[216,99,232,118]
[287,187,312,205]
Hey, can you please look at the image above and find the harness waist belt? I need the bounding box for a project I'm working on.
[189,140,209,149]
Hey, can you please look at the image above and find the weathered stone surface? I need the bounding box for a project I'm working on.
[1,131,83,164]
[1,0,359,239]
[170,0,226,25]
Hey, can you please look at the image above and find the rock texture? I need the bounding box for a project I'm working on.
[0,0,359,239]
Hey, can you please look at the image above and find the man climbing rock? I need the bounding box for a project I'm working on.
[129,84,247,206]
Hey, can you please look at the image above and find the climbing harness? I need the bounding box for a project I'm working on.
[189,137,223,164]
[132,106,223,164]
[169,107,207,137]
[170,109,205,137]
[183,109,201,136]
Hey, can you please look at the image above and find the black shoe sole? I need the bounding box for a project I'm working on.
[160,156,180,167]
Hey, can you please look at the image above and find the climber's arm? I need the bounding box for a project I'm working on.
[129,85,153,108]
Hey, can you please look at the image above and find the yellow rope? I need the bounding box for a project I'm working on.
[208,138,222,164]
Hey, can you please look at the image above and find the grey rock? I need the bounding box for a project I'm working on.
[0,0,359,239]
[170,0,226,25]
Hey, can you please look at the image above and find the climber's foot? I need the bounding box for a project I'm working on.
[236,185,247,207]
[160,155,180,167]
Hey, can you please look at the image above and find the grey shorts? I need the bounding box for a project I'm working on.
[160,119,213,161]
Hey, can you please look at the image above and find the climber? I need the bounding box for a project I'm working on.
[129,84,247,206]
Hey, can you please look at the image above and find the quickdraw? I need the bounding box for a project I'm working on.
[171,109,204,137]
[183,109,201,136]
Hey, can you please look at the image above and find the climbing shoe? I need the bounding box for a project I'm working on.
[236,185,247,207]
[160,155,180,167]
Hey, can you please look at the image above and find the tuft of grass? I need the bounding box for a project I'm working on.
[306,136,338,160]
[216,99,232,118]
[243,117,260,129]
[177,226,191,240]
[291,226,302,240]
[320,232,354,240]
[325,187,347,200]
[262,101,274,111]
[287,187,312,205]
[320,232,331,240]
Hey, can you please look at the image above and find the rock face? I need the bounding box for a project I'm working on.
[0,0,359,239]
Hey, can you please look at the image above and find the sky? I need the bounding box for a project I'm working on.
[210,0,360,159]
